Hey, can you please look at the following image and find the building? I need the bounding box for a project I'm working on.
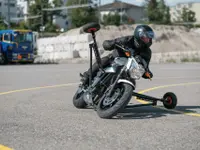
[0,0,19,24]
[99,1,145,23]
[170,2,200,23]
[16,0,29,22]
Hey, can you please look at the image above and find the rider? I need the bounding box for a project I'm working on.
[81,24,155,85]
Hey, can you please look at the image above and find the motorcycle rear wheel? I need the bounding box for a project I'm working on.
[96,83,133,119]
[73,85,87,109]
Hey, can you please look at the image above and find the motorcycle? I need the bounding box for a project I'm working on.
[73,22,177,119]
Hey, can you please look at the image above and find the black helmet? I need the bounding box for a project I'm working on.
[134,25,155,48]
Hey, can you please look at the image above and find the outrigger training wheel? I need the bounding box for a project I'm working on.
[162,92,177,109]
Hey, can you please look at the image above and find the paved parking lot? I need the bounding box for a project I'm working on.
[0,63,200,150]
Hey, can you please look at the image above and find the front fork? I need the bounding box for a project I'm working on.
[106,58,133,97]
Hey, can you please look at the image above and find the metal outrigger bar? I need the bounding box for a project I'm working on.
[125,92,164,108]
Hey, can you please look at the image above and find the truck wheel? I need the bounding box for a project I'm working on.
[1,53,8,65]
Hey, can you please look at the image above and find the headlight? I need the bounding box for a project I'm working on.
[129,64,145,80]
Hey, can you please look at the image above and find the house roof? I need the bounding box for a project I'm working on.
[99,1,142,11]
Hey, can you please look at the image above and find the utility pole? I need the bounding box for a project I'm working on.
[41,0,44,27]
[98,0,101,24]
[27,0,30,29]
[7,0,11,28]
[40,0,44,36]
[120,0,122,24]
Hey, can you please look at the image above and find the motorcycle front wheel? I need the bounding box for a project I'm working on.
[96,83,133,119]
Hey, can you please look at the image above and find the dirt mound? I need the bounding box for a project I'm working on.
[60,24,200,53]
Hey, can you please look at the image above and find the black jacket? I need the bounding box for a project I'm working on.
[103,35,153,78]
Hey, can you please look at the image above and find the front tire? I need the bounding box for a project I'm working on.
[73,86,87,109]
[96,83,133,119]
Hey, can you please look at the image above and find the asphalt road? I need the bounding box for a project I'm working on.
[0,63,200,150]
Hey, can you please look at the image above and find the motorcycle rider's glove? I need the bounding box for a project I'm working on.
[142,69,153,79]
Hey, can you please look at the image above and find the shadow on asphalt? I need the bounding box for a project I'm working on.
[82,105,200,119]
[114,105,200,120]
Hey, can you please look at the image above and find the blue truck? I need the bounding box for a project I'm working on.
[0,29,36,64]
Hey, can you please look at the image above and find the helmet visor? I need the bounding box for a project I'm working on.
[146,31,155,39]
[139,31,155,44]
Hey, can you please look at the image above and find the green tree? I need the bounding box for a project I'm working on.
[0,16,6,30]
[157,0,165,20]
[103,12,121,26]
[144,0,171,24]
[181,7,196,22]
[144,0,160,22]
[66,0,98,28]
[28,0,52,31]
[164,6,171,24]
[157,0,171,24]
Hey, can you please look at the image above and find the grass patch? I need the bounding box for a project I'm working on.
[181,57,190,62]
[191,57,200,62]
[166,58,177,63]
[181,57,200,62]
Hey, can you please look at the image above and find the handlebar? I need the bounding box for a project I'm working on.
[115,43,152,80]
[115,43,135,55]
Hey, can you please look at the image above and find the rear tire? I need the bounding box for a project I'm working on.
[73,86,87,109]
[96,83,133,119]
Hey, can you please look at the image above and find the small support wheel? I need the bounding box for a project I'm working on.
[163,92,177,109]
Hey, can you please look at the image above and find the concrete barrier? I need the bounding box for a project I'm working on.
[34,33,93,63]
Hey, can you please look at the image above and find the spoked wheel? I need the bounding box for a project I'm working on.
[73,85,87,109]
[163,92,177,109]
[96,83,133,119]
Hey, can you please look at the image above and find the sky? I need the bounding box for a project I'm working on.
[101,0,200,6]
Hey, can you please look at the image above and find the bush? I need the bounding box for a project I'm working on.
[181,57,190,62]
[181,57,200,62]
[103,12,121,26]
[166,58,176,63]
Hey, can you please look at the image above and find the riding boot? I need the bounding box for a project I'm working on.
[80,54,113,85]
[80,63,99,85]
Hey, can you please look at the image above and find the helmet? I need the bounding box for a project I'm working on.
[133,25,155,48]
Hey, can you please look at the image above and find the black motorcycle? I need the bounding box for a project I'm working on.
[73,22,177,119]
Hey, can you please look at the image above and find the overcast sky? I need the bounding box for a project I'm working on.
[101,0,200,6]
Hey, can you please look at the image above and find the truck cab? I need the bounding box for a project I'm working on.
[0,29,36,64]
